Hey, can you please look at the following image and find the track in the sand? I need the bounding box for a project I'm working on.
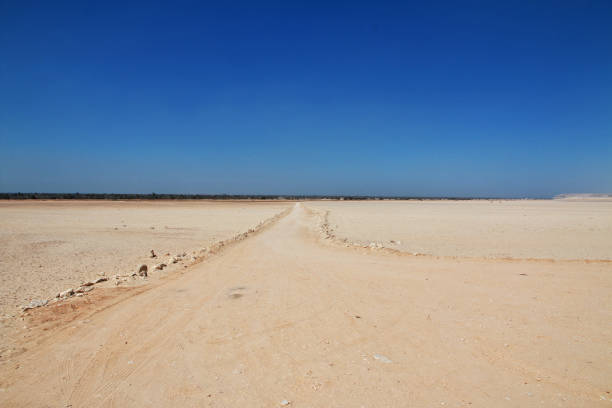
[1,204,610,407]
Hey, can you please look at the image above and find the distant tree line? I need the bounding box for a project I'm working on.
[0,192,483,200]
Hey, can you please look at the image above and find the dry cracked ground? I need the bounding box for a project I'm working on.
[1,203,611,407]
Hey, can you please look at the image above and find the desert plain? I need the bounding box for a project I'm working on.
[0,199,611,407]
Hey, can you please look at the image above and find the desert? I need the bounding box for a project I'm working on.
[0,200,291,318]
[3,1,610,406]
[307,199,612,260]
[0,199,611,407]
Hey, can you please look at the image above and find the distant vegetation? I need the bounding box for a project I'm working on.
[0,192,484,201]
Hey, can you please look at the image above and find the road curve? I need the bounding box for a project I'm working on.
[1,203,610,407]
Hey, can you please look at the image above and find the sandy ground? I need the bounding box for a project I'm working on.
[0,200,290,318]
[307,200,612,260]
[0,202,611,407]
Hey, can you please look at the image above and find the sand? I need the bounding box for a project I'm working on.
[307,200,612,260]
[0,200,291,317]
[0,201,611,407]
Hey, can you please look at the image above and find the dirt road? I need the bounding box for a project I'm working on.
[1,204,611,407]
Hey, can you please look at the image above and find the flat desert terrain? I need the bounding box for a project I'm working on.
[308,199,612,260]
[1,200,611,407]
[0,200,291,318]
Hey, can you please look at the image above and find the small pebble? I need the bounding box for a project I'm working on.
[373,353,392,363]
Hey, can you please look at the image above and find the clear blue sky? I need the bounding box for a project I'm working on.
[1,1,611,197]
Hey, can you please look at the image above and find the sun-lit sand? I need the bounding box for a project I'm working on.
[0,200,291,317]
[1,200,611,407]
[307,199,612,260]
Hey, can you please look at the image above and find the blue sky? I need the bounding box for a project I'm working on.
[1,1,611,197]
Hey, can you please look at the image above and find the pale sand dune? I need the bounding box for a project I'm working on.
[0,200,291,317]
[307,200,612,260]
[0,202,611,407]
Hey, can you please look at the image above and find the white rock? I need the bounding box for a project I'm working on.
[75,286,94,293]
[21,299,48,311]
[58,288,74,298]
[373,353,392,363]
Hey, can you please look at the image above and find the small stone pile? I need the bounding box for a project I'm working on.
[54,276,109,301]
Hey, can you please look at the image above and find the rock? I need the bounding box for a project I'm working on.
[150,250,157,258]
[138,264,148,277]
[21,299,48,311]
[170,257,178,264]
[373,353,392,363]
[280,400,291,406]
[58,289,74,298]
[154,263,166,270]
[81,281,95,287]
[75,286,94,293]
[94,277,108,284]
